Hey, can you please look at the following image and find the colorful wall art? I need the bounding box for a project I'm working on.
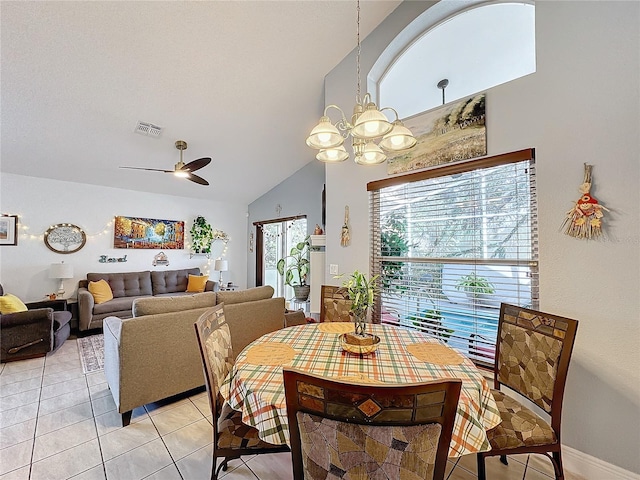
[387,94,487,174]
[114,216,184,249]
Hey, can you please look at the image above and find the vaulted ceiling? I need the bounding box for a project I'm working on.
[1,1,401,204]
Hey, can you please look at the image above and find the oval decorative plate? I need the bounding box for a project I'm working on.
[44,223,86,254]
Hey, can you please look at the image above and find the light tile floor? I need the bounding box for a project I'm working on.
[0,338,584,480]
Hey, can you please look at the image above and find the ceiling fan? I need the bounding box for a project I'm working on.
[120,140,211,185]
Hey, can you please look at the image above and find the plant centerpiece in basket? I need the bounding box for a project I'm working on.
[276,236,310,301]
[340,270,379,336]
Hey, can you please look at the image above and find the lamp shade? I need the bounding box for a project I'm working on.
[355,142,386,165]
[316,146,349,163]
[351,103,393,139]
[306,116,344,150]
[379,121,417,151]
[214,259,228,272]
[49,262,73,279]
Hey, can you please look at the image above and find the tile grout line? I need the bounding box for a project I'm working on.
[84,350,109,480]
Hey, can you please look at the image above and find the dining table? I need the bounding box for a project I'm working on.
[221,322,501,457]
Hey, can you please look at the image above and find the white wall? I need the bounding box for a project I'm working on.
[247,160,325,287]
[0,173,248,301]
[324,0,640,474]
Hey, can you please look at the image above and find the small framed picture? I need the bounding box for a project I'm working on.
[0,215,18,246]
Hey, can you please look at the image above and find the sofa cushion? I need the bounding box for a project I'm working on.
[93,295,146,315]
[133,292,217,317]
[186,274,209,293]
[216,286,274,306]
[88,279,114,304]
[87,272,153,298]
[151,268,201,295]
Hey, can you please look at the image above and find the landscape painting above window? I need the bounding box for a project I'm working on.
[387,94,486,175]
[114,216,184,249]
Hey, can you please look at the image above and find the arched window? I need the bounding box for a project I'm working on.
[377,2,535,119]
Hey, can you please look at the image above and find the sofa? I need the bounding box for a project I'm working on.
[0,283,72,362]
[77,268,216,331]
[103,285,306,426]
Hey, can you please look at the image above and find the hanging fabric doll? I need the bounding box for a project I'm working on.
[341,206,351,247]
[562,163,609,239]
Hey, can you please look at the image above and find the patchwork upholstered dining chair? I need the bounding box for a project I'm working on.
[283,368,461,480]
[194,304,290,480]
[319,285,352,322]
[477,303,579,480]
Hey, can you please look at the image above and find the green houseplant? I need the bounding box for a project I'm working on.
[340,270,379,335]
[276,236,310,301]
[190,216,229,254]
[456,272,495,303]
[407,308,454,342]
[190,216,214,253]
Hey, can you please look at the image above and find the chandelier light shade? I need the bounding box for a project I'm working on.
[379,121,418,151]
[305,116,344,150]
[355,142,386,165]
[317,145,350,163]
[305,0,416,165]
[351,103,393,139]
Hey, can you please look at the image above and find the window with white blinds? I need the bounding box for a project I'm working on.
[368,149,538,366]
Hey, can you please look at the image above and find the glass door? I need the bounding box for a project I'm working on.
[258,217,307,300]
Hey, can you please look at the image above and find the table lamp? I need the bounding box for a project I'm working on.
[214,259,228,285]
[49,262,73,296]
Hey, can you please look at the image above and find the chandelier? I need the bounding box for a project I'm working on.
[306,0,416,165]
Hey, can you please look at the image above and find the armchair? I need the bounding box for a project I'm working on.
[0,284,72,362]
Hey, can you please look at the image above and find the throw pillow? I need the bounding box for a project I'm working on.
[0,293,28,314]
[186,274,209,293]
[88,279,114,304]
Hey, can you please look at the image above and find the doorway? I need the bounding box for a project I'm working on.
[254,216,307,300]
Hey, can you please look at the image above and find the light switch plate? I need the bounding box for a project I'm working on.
[329,264,338,275]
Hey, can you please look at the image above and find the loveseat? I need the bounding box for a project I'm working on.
[103,285,306,426]
[77,268,216,331]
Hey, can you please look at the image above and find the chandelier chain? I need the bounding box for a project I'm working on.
[356,0,361,103]
[305,0,417,164]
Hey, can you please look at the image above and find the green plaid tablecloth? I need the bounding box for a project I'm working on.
[222,323,500,456]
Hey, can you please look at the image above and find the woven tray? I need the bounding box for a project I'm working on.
[405,342,464,365]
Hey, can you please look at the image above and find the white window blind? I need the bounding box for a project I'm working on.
[369,149,538,366]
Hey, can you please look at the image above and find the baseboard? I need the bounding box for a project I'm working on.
[564,445,640,480]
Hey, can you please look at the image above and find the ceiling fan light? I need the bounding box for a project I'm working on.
[351,103,393,139]
[316,146,349,163]
[174,170,189,178]
[306,116,344,149]
[379,121,417,151]
[355,142,386,165]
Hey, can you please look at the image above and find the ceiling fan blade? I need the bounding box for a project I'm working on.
[120,166,173,173]
[182,157,211,172]
[188,173,209,186]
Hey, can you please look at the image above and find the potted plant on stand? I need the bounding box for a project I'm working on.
[276,237,310,301]
[456,272,495,306]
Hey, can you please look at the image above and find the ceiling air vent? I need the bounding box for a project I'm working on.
[134,121,163,138]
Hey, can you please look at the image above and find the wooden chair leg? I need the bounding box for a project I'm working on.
[121,410,132,427]
[552,451,564,480]
[477,453,487,480]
